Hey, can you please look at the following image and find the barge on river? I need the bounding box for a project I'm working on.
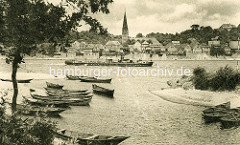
[65,58,153,67]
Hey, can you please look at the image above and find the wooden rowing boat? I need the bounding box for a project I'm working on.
[0,78,33,83]
[66,75,94,81]
[30,93,92,106]
[92,84,114,97]
[66,75,80,80]
[202,112,228,123]
[45,88,90,96]
[31,92,92,101]
[23,96,70,108]
[13,103,66,117]
[46,91,90,97]
[220,108,240,129]
[203,102,230,114]
[202,102,231,123]
[44,87,88,93]
[46,82,64,89]
[55,129,130,145]
[79,77,112,83]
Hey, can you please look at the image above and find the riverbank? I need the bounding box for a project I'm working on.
[1,54,240,61]
[150,88,240,108]
[2,60,240,144]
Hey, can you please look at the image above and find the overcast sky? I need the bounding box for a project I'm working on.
[50,0,240,37]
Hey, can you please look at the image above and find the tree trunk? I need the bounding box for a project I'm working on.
[11,50,21,114]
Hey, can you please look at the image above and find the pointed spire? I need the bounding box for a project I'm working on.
[122,10,129,44]
[122,11,128,34]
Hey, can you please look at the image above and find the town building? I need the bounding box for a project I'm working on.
[165,42,178,55]
[165,41,188,55]
[192,43,202,54]
[130,41,142,52]
[93,44,104,53]
[229,41,240,52]
[150,38,164,53]
[200,43,210,55]
[171,41,180,46]
[105,41,122,52]
[82,44,94,55]
[122,11,129,44]
[208,36,220,46]
[180,44,191,56]
[219,24,236,31]
[141,41,149,52]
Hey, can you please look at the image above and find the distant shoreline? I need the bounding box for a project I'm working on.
[1,55,240,61]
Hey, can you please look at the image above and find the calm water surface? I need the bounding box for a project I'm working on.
[1,58,240,145]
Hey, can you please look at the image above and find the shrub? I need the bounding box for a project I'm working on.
[0,100,55,145]
[192,67,210,90]
[209,65,240,91]
[192,65,240,91]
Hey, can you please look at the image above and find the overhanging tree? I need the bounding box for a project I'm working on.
[0,0,113,114]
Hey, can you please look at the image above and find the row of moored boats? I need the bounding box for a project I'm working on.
[13,77,127,144]
[202,102,240,129]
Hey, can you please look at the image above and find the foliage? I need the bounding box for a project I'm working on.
[192,66,240,91]
[141,24,240,49]
[122,39,136,46]
[0,100,55,145]
[192,67,210,90]
[209,66,240,91]
[136,33,143,38]
[69,30,113,44]
[0,0,113,113]
[146,39,152,44]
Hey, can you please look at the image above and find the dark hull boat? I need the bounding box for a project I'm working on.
[65,59,153,67]
[31,92,92,100]
[14,104,66,117]
[66,75,80,80]
[30,89,92,98]
[220,108,240,129]
[79,77,112,83]
[55,129,130,145]
[31,93,92,106]
[44,87,88,93]
[92,84,114,97]
[46,91,90,97]
[65,60,85,65]
[202,112,228,123]
[203,102,230,114]
[0,78,33,83]
[202,102,231,123]
[46,82,63,89]
[23,96,70,108]
[220,114,240,129]
[45,89,90,96]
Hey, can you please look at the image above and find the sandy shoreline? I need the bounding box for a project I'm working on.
[150,88,240,108]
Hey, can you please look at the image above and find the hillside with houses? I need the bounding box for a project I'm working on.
[1,18,240,60]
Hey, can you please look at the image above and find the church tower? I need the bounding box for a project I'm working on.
[122,11,129,44]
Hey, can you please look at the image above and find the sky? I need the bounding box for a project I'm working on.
[49,0,240,37]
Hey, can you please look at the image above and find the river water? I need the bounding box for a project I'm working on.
[1,58,240,145]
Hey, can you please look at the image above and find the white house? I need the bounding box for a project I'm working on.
[105,41,121,52]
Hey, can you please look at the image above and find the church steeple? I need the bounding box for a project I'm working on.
[122,11,129,44]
